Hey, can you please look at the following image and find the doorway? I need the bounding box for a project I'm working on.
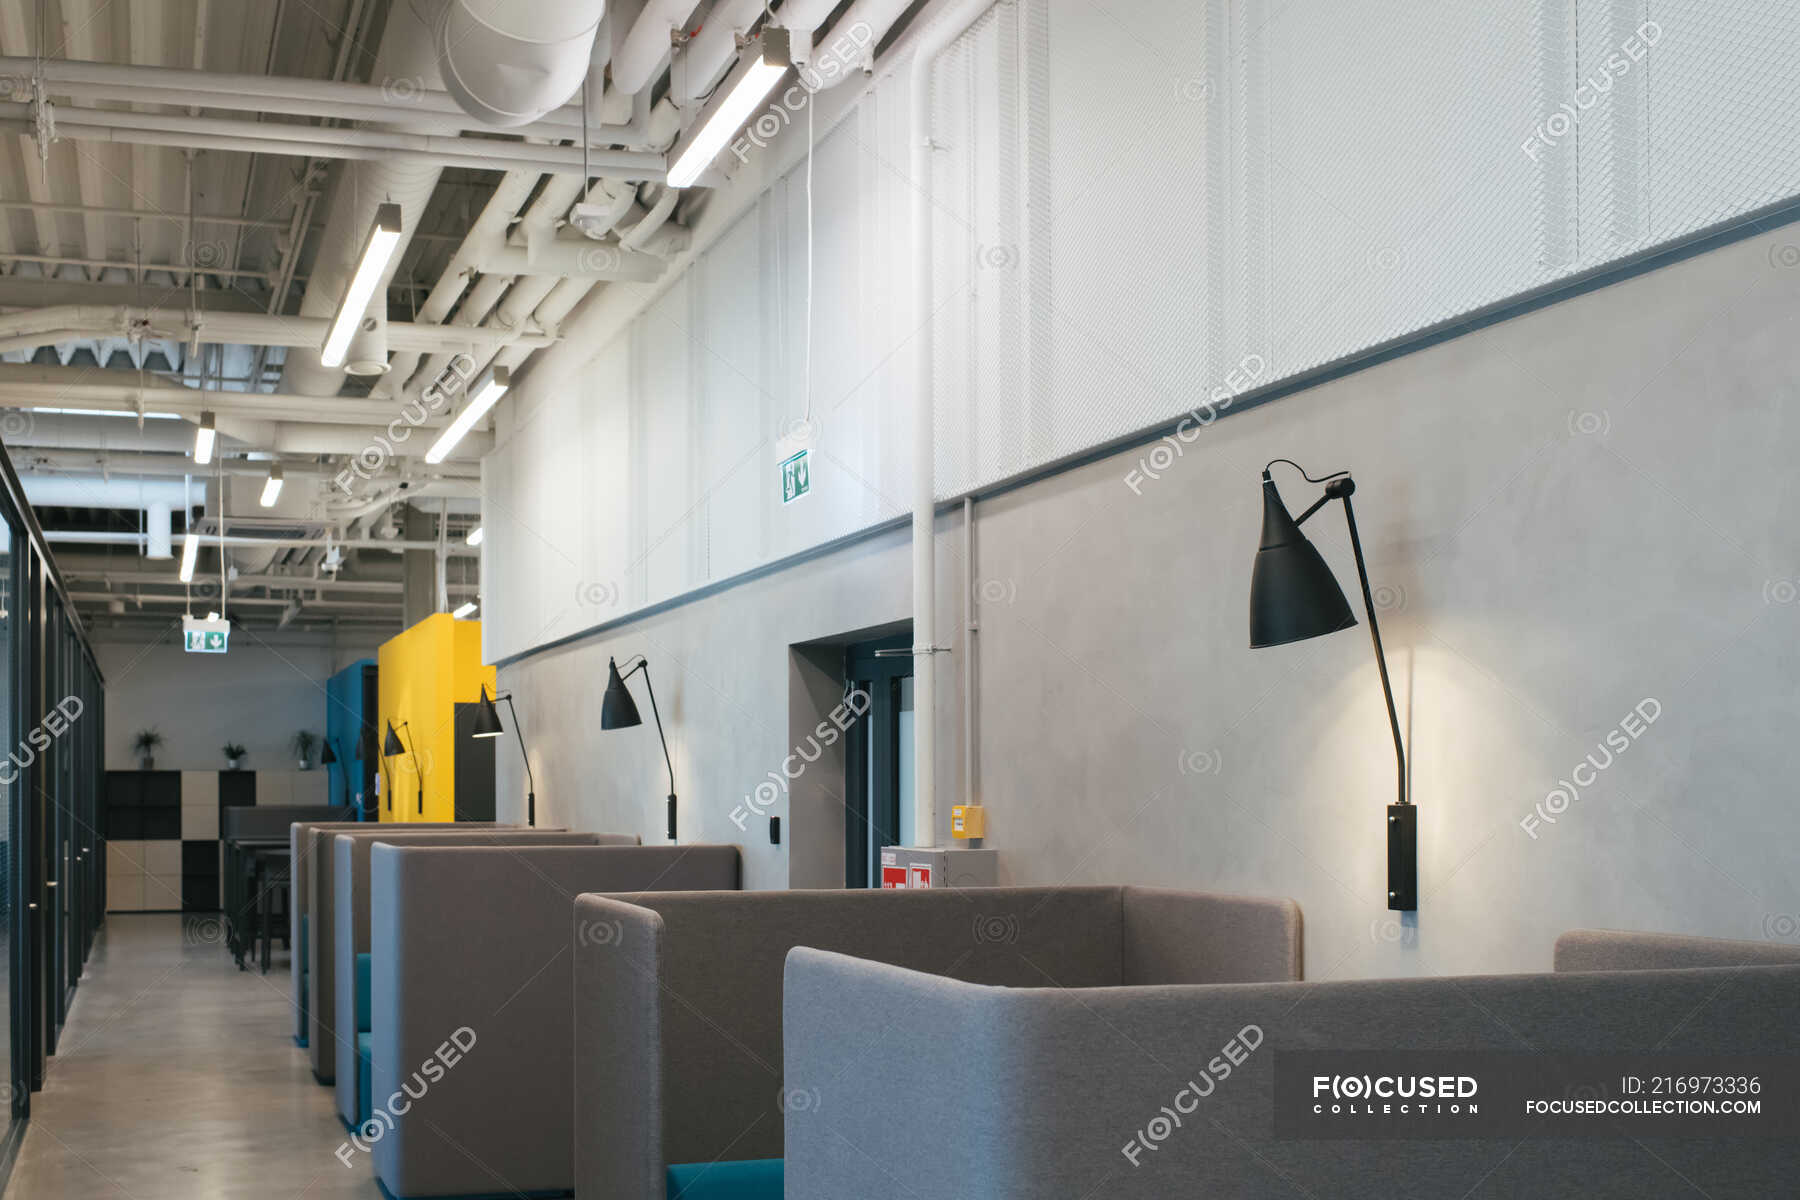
[842,634,914,888]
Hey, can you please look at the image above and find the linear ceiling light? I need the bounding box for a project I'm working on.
[666,28,792,188]
[31,407,182,420]
[424,365,510,464]
[260,465,284,507]
[193,411,216,465]
[179,531,200,582]
[465,526,484,546]
[451,600,478,619]
[320,202,403,369]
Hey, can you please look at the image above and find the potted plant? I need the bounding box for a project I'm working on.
[222,743,247,771]
[133,729,162,770]
[294,730,318,771]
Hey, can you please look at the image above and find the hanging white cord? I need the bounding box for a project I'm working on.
[802,93,814,429]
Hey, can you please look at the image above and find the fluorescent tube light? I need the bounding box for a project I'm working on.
[31,407,182,420]
[666,29,792,188]
[424,366,510,464]
[465,526,484,546]
[179,531,199,582]
[260,465,283,507]
[451,601,478,619]
[193,411,216,465]
[320,202,403,369]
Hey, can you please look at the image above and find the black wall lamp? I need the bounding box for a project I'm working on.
[321,739,349,811]
[1249,459,1415,911]
[473,685,536,827]
[383,719,425,816]
[601,655,678,841]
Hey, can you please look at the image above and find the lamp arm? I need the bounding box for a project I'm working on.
[401,722,424,815]
[1338,493,1407,807]
[637,667,677,800]
[498,693,537,825]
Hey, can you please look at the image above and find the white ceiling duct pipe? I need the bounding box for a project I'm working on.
[811,0,911,88]
[382,172,542,398]
[18,475,203,560]
[0,306,552,358]
[611,0,707,96]
[439,0,609,126]
[678,0,773,102]
[283,1,448,398]
[617,185,681,251]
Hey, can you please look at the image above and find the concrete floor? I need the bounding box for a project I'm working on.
[6,913,385,1199]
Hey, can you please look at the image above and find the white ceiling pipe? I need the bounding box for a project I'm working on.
[382,172,542,397]
[0,116,666,178]
[16,449,476,484]
[17,474,199,508]
[283,0,450,400]
[400,174,587,398]
[48,531,482,553]
[439,0,609,126]
[679,0,774,102]
[812,0,910,88]
[0,56,607,138]
[617,185,680,250]
[611,0,707,96]
[0,306,553,357]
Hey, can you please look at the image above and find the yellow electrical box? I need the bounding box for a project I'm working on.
[951,804,986,839]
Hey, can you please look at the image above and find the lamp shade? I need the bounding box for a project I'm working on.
[382,720,404,757]
[321,740,338,766]
[600,658,642,729]
[472,686,504,738]
[1249,476,1356,647]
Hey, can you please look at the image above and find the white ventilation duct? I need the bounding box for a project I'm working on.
[19,475,203,561]
[439,0,610,126]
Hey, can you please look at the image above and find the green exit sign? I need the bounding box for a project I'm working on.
[780,448,811,504]
[182,616,229,654]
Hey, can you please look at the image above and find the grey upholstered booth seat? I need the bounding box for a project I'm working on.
[304,824,534,1081]
[289,821,499,1049]
[368,843,742,1199]
[571,885,1301,1200]
[782,931,1800,1200]
[330,829,619,1124]
[1555,927,1800,972]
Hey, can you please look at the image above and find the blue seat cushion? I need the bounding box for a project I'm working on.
[354,952,372,1034]
[356,1032,374,1128]
[666,1159,783,1200]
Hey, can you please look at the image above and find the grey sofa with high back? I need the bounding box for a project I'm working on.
[304,824,545,1081]
[782,929,1800,1199]
[289,820,501,1048]
[331,829,620,1126]
[571,885,1302,1200]
[367,843,742,1198]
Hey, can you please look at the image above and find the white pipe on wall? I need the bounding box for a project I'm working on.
[611,0,706,97]
[0,306,552,357]
[908,0,998,850]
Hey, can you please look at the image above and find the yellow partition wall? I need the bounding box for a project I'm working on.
[376,613,497,822]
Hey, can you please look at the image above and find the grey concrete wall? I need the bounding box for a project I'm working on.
[497,226,1800,977]
[100,637,380,772]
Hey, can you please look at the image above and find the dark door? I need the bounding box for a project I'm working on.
[842,635,913,888]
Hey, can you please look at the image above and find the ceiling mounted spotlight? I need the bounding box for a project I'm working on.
[666,28,793,188]
[260,465,284,508]
[193,411,216,465]
[320,203,403,369]
[451,601,477,619]
[466,526,484,547]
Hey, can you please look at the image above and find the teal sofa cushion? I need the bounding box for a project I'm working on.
[666,1159,783,1199]
[354,952,371,1034]
[356,1032,373,1128]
